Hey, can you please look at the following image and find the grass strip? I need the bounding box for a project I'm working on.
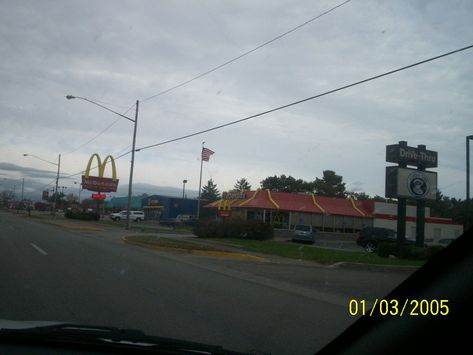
[206,238,425,267]
[123,235,265,261]
[97,220,192,234]
[124,235,221,252]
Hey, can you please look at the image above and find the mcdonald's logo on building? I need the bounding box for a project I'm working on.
[81,153,119,192]
[217,199,232,217]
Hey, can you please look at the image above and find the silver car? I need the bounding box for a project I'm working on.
[292,225,315,244]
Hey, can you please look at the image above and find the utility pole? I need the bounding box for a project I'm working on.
[197,142,205,219]
[21,178,24,201]
[126,100,139,230]
[467,135,473,230]
[182,179,188,199]
[53,154,61,214]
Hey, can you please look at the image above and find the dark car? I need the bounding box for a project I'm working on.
[355,227,414,253]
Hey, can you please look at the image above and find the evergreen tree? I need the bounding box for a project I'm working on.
[260,174,313,192]
[313,170,347,197]
[234,178,252,191]
[201,179,220,201]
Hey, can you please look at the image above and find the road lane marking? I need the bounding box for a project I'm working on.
[30,243,48,255]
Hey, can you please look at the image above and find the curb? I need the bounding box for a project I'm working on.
[331,261,421,273]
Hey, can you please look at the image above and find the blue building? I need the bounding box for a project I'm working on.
[106,195,198,220]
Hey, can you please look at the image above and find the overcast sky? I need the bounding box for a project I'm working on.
[1,0,472,200]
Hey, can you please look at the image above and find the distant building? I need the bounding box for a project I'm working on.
[367,201,462,241]
[106,195,198,220]
[204,189,463,241]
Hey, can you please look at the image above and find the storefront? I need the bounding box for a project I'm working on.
[205,189,372,233]
[205,189,463,239]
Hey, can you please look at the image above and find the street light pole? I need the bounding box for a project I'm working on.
[182,179,187,199]
[23,153,61,213]
[126,100,139,230]
[55,154,61,213]
[466,135,473,230]
[66,95,139,230]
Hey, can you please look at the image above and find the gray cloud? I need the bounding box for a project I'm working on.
[1,0,472,200]
[0,162,59,180]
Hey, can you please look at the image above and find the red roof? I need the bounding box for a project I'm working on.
[206,190,371,218]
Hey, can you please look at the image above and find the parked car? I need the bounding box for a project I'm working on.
[355,226,415,252]
[159,215,197,227]
[292,224,315,244]
[159,218,178,227]
[110,210,145,222]
[429,238,455,247]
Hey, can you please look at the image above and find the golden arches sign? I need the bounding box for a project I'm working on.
[217,200,231,211]
[81,153,119,192]
[217,199,232,217]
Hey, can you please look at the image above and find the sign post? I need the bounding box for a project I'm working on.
[386,141,438,248]
[81,154,119,217]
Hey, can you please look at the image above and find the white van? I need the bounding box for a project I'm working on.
[110,210,145,222]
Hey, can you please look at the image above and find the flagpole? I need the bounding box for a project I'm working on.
[197,141,205,219]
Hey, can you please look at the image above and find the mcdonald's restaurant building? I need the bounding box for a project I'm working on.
[205,190,462,239]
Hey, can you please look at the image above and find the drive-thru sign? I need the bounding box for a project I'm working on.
[385,141,438,248]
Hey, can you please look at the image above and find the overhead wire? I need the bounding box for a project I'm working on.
[135,44,473,152]
[59,1,352,160]
[140,0,352,102]
[63,102,137,155]
[54,44,473,188]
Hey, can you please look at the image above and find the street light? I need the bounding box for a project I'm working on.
[24,153,61,213]
[66,95,139,230]
[74,181,83,204]
[466,135,473,230]
[182,179,188,199]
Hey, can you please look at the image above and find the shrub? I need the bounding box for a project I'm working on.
[396,245,445,260]
[424,245,445,259]
[193,218,273,240]
[65,210,100,221]
[377,242,397,258]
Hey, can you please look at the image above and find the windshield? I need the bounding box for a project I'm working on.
[296,225,312,232]
[0,1,470,354]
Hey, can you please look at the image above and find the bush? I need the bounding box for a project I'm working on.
[65,210,100,221]
[423,245,445,259]
[193,218,273,240]
[397,245,445,260]
[377,242,397,258]
[376,242,446,260]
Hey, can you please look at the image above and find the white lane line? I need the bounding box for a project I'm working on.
[30,243,48,256]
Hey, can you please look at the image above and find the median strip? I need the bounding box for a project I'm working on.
[62,224,103,231]
[122,235,265,261]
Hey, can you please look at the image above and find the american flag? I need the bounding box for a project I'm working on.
[201,147,215,162]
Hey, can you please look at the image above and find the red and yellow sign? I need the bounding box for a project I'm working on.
[81,153,119,192]
[217,199,232,217]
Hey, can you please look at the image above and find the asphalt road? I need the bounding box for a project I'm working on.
[0,211,412,354]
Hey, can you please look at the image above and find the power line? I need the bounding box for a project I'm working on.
[135,44,473,152]
[61,146,132,180]
[140,0,352,102]
[64,116,122,155]
[86,98,131,109]
[63,102,137,155]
